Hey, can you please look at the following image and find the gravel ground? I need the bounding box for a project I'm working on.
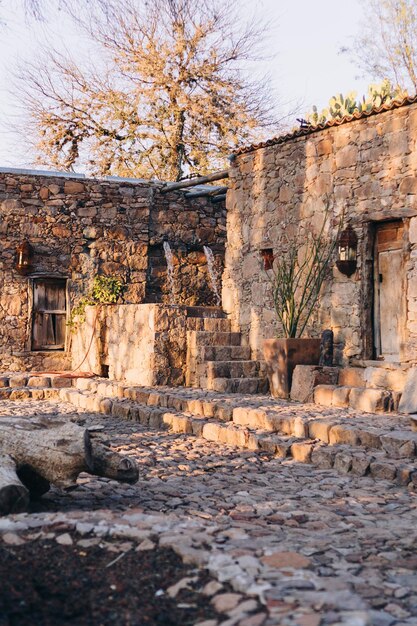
[1,398,417,626]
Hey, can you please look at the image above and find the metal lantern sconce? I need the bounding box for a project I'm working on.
[15,240,33,275]
[336,226,358,277]
[260,248,274,271]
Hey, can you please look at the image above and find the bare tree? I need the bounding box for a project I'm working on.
[347,0,417,93]
[21,0,108,20]
[23,0,45,19]
[0,1,108,26]
[16,0,280,180]
[1,1,75,21]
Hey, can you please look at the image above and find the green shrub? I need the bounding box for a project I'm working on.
[68,275,126,330]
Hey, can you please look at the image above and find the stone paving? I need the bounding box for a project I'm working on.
[1,398,417,626]
[60,378,417,488]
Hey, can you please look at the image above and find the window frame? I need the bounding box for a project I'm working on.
[29,277,69,352]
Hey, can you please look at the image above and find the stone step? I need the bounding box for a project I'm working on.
[0,386,63,401]
[310,443,416,484]
[0,374,74,390]
[186,317,231,332]
[185,306,227,319]
[4,376,415,478]
[339,366,408,393]
[68,379,416,459]
[204,377,269,394]
[186,325,265,395]
[61,386,417,486]
[188,330,242,347]
[203,360,261,379]
[199,346,252,362]
[365,366,408,392]
[314,384,399,413]
[72,378,270,417]
[232,405,417,458]
[338,368,365,388]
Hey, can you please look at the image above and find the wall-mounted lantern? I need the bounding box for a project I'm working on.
[15,240,33,275]
[260,248,274,271]
[336,226,358,277]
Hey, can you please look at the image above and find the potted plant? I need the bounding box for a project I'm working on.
[263,210,339,399]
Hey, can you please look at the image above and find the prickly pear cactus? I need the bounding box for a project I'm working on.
[328,92,359,119]
[304,80,408,127]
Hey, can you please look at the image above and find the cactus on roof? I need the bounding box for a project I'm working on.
[304,80,408,127]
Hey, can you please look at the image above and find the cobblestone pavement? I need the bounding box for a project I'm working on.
[1,399,417,626]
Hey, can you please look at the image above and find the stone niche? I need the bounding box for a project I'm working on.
[144,242,222,306]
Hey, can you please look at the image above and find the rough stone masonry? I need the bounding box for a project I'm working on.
[0,169,226,372]
[223,100,417,365]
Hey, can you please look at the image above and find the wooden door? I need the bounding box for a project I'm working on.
[32,279,67,351]
[373,221,405,362]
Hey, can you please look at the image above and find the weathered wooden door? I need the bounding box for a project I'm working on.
[32,279,67,351]
[373,221,405,361]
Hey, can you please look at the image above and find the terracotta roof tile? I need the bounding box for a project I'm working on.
[233,95,417,156]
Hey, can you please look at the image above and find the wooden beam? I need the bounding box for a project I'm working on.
[211,194,227,203]
[160,170,229,193]
[185,186,228,199]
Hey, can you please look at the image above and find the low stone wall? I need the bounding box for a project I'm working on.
[72,304,188,386]
[0,351,71,374]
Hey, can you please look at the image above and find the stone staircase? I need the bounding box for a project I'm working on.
[30,376,417,487]
[0,373,70,400]
[185,307,268,393]
[313,362,410,413]
[3,372,417,486]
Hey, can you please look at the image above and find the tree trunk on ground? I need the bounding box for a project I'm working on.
[0,417,139,516]
[0,454,30,515]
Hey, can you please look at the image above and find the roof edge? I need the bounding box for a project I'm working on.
[234,95,417,157]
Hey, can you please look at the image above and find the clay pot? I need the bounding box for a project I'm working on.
[263,338,321,399]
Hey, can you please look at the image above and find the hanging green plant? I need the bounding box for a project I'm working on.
[68,275,126,330]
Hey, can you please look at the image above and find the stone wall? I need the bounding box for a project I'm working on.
[0,168,225,372]
[71,304,188,386]
[223,102,417,365]
[146,188,225,305]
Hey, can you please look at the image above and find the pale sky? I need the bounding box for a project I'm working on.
[0,0,371,171]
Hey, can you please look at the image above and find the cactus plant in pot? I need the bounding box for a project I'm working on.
[263,210,340,399]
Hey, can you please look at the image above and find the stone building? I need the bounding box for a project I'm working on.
[0,168,226,372]
[223,96,417,368]
[4,96,417,397]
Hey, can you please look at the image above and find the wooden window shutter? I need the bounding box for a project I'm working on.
[32,279,67,351]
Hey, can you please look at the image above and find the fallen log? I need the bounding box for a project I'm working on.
[0,454,29,514]
[0,416,139,515]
